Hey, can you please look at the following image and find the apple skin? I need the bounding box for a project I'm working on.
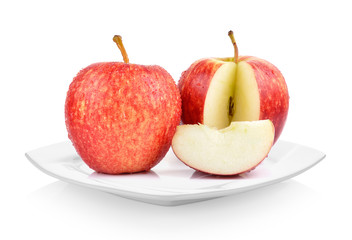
[65,62,181,174]
[178,56,289,143]
[178,58,225,124]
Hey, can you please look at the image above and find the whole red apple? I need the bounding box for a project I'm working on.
[178,31,289,143]
[65,35,181,174]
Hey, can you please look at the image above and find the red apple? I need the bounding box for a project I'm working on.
[65,35,181,174]
[172,120,275,176]
[178,31,289,143]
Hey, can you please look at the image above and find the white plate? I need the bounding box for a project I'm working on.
[25,140,325,206]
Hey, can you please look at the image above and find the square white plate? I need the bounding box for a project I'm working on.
[26,140,325,206]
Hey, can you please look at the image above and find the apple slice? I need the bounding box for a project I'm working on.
[171,120,275,175]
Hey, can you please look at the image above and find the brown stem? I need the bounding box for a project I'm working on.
[113,35,129,63]
[228,30,238,63]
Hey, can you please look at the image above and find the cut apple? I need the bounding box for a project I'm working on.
[171,120,275,176]
[178,31,289,144]
[232,59,260,121]
[203,61,236,129]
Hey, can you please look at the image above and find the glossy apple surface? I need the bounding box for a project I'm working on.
[65,36,181,174]
[172,120,275,175]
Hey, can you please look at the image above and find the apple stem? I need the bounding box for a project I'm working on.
[228,30,238,63]
[113,35,129,63]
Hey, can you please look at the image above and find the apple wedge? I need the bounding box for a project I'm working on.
[171,120,275,175]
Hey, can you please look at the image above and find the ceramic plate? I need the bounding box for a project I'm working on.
[26,140,325,206]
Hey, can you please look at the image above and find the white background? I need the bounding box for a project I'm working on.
[1,0,351,239]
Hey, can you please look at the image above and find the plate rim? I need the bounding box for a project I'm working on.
[25,140,326,205]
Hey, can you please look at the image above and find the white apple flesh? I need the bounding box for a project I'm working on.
[171,120,275,176]
[203,61,236,128]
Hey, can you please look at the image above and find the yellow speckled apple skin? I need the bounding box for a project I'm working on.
[65,62,181,174]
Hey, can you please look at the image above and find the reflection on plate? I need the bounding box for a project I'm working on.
[25,140,325,206]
